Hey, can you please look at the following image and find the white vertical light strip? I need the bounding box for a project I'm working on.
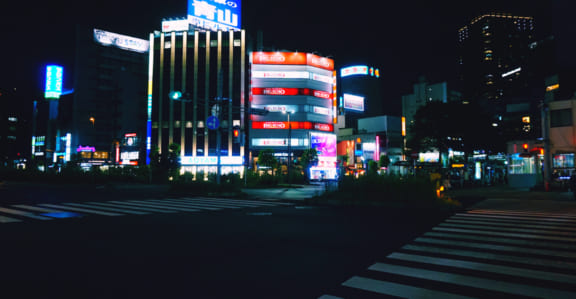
[204,31,211,156]
[65,133,71,162]
[193,32,199,157]
[146,33,154,164]
[158,33,165,153]
[240,29,245,157]
[169,31,176,145]
[181,32,187,158]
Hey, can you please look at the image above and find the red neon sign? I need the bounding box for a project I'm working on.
[252,52,334,71]
[252,122,332,132]
[252,87,332,99]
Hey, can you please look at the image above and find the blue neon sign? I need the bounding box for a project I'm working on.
[45,65,63,99]
[187,0,241,31]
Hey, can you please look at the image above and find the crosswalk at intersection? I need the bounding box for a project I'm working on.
[321,207,576,298]
[0,197,292,224]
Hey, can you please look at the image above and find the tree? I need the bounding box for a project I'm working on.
[257,149,278,175]
[379,154,391,169]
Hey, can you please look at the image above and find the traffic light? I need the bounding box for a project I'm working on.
[233,126,240,143]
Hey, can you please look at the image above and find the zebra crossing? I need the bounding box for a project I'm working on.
[0,197,292,224]
[320,206,576,298]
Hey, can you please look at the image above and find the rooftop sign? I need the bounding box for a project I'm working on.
[93,29,150,53]
[188,0,241,31]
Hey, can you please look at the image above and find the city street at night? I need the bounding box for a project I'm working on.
[0,183,449,298]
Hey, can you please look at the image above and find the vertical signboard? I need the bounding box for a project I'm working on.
[45,65,63,99]
[188,0,241,31]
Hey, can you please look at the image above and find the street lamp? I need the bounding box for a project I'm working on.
[282,110,293,183]
[89,117,95,127]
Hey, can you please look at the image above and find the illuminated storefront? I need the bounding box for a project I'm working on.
[250,52,337,177]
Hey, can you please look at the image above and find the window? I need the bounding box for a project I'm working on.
[550,109,573,127]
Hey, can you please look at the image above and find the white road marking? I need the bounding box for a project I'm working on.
[0,207,52,220]
[368,262,576,298]
[342,276,472,298]
[38,204,123,216]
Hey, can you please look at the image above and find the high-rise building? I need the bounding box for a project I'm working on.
[70,27,149,167]
[457,12,545,146]
[148,29,247,175]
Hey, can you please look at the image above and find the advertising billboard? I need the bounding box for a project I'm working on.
[310,132,337,161]
[343,93,365,111]
[188,0,241,31]
[94,29,149,53]
[45,65,63,99]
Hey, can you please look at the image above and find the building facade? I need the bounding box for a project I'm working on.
[249,51,337,179]
[148,29,247,175]
[457,13,544,145]
[71,27,149,167]
[338,65,383,131]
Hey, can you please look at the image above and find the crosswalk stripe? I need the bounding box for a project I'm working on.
[102,201,178,213]
[122,200,200,212]
[368,262,576,298]
[137,199,215,211]
[38,204,123,216]
[423,231,576,251]
[63,203,149,215]
[415,236,576,259]
[388,252,576,284]
[469,209,576,219]
[438,222,576,236]
[432,226,576,242]
[12,204,70,214]
[402,243,576,271]
[454,212,573,224]
[342,275,472,299]
[445,218,576,232]
[173,198,262,207]
[147,199,228,210]
[185,197,292,206]
[0,215,22,223]
[0,207,52,220]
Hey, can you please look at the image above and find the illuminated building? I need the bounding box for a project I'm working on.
[148,29,246,175]
[457,12,545,143]
[0,88,30,168]
[338,64,383,131]
[250,52,338,179]
[70,26,149,167]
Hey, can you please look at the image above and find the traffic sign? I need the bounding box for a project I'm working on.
[207,115,219,130]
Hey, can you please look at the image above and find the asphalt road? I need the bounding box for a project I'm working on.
[0,182,452,299]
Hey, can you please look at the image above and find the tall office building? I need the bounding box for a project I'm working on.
[148,29,247,175]
[70,27,150,167]
[457,12,544,144]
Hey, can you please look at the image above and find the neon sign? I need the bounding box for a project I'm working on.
[45,65,63,99]
[181,156,243,165]
[94,29,149,53]
[340,65,380,78]
[252,52,334,71]
[187,0,241,31]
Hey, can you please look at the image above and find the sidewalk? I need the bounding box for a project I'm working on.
[449,184,576,214]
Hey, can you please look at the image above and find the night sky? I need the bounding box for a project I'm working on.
[1,0,569,115]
